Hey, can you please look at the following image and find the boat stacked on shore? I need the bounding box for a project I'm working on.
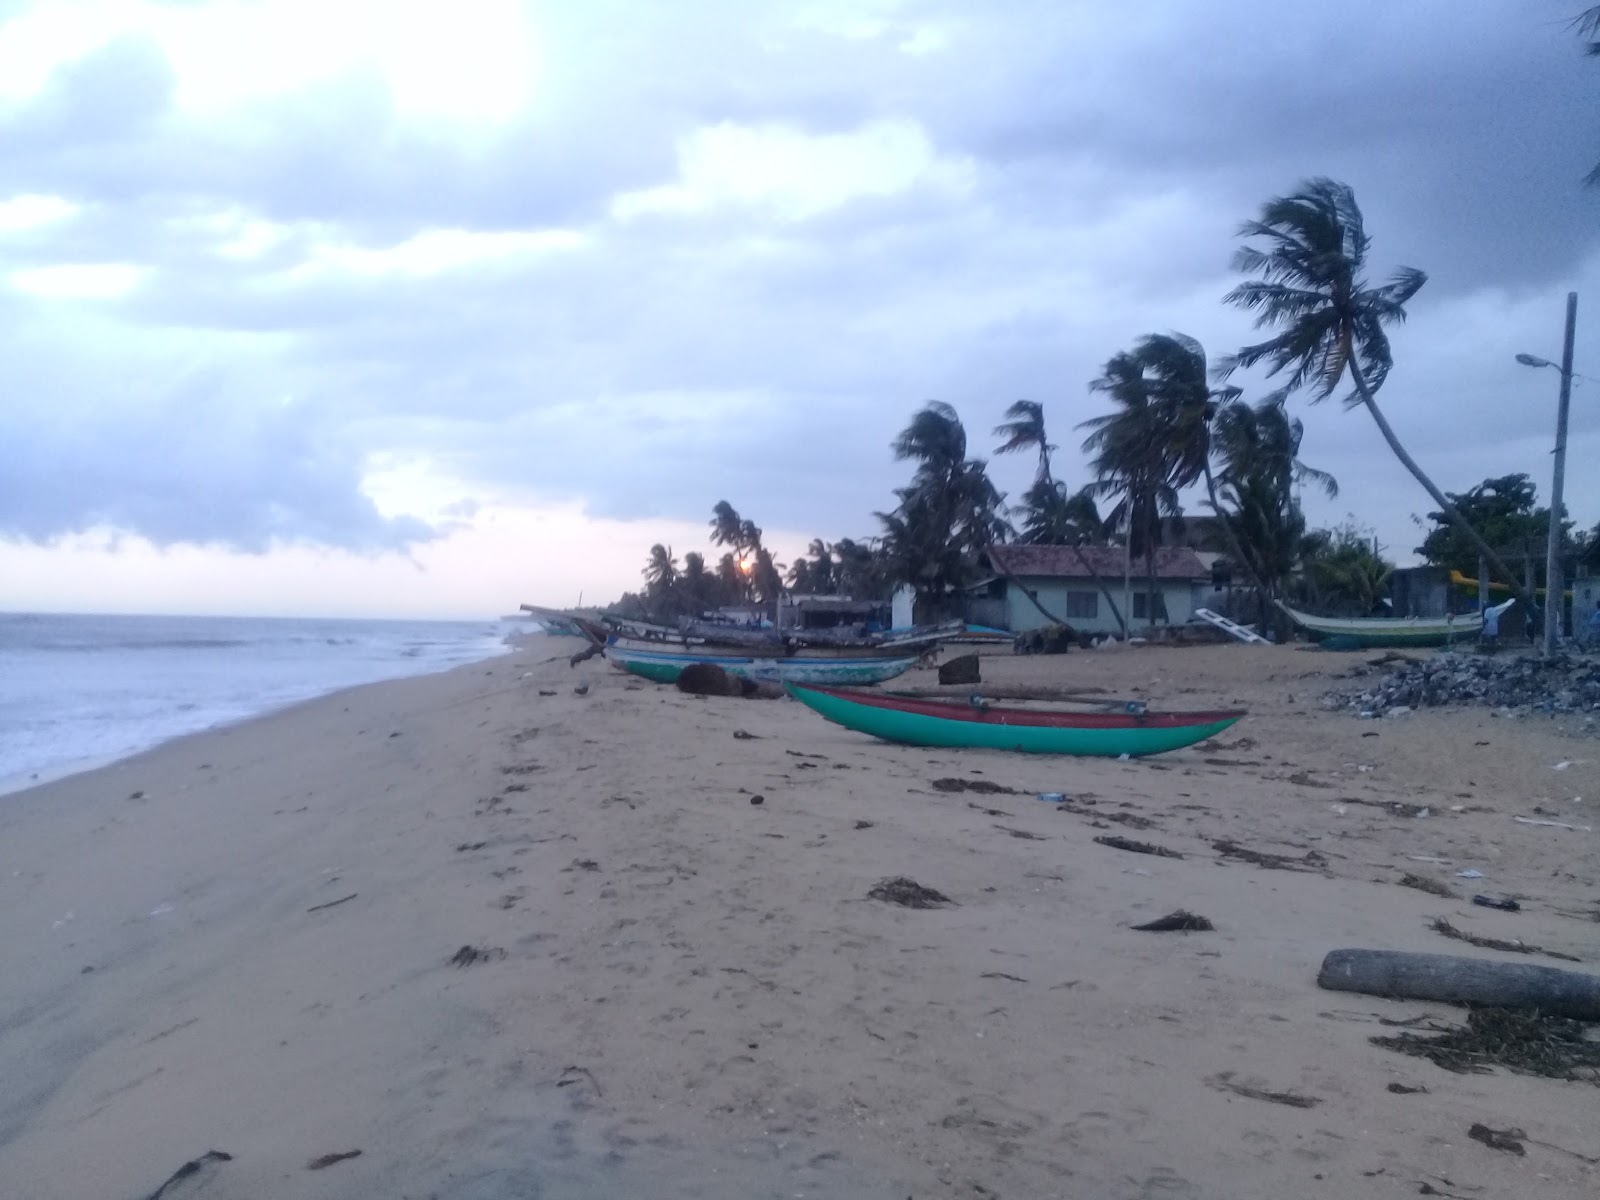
[600,616,962,686]
[521,604,961,686]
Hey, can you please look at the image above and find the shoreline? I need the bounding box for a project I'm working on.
[0,630,519,801]
[0,642,1595,1198]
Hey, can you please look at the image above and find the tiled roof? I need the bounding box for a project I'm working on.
[988,544,1212,580]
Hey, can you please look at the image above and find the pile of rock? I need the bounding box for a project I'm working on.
[1324,651,1600,721]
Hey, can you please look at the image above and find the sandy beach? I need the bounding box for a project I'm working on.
[1,639,1596,1199]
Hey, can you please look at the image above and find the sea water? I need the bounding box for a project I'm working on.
[0,612,519,796]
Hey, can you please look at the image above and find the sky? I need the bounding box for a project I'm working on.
[0,0,1596,619]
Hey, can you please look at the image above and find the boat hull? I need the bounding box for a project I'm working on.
[1278,604,1492,649]
[608,644,919,686]
[788,685,1243,757]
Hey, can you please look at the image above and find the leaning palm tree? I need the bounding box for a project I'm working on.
[1126,332,1276,611]
[1082,352,1186,630]
[993,400,1055,483]
[1220,178,1533,612]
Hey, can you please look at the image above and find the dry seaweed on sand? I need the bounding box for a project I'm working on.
[306,1150,362,1170]
[1467,1123,1526,1155]
[868,877,953,908]
[1132,910,1214,932]
[1428,917,1581,963]
[932,777,1017,795]
[1398,873,1456,898]
[1093,835,1183,859]
[1207,1071,1321,1108]
[1213,839,1326,872]
[1371,1007,1600,1083]
[450,945,506,967]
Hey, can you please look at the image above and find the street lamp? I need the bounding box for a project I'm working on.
[1515,291,1578,657]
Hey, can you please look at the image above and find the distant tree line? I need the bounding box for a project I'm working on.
[614,179,1599,631]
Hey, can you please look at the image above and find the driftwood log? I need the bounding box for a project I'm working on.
[1317,949,1600,1020]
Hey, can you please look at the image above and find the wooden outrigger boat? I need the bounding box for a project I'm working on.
[521,605,959,686]
[603,618,958,686]
[1277,599,1514,649]
[787,684,1244,757]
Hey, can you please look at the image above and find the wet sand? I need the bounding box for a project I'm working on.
[1,640,1596,1199]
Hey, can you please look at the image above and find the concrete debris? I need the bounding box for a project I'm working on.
[1323,652,1600,727]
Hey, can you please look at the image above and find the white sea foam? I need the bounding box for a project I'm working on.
[0,612,518,796]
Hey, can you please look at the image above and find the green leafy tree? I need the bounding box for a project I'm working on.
[1298,523,1393,615]
[1414,474,1563,583]
[1221,178,1533,613]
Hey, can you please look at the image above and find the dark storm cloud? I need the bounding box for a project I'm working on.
[0,0,1595,559]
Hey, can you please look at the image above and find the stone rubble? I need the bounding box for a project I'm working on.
[1323,651,1600,726]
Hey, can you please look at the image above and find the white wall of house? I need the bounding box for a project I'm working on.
[1004,578,1205,635]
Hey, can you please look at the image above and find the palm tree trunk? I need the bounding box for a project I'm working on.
[1145,501,1159,632]
[1202,460,1274,632]
[1348,360,1536,614]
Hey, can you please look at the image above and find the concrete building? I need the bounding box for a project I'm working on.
[979,545,1215,636]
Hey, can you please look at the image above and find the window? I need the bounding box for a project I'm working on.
[1132,592,1169,620]
[1065,590,1098,619]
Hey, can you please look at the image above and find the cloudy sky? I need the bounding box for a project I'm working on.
[1,0,1595,619]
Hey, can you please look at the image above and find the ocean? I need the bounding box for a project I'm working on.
[0,612,521,796]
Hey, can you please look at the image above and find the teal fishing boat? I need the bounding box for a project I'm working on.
[787,684,1244,757]
[1278,600,1513,649]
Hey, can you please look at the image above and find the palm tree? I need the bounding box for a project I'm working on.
[1082,353,1185,630]
[680,551,712,615]
[1210,400,1337,630]
[993,400,1055,483]
[642,544,678,609]
[715,552,743,604]
[884,403,1012,614]
[710,501,744,551]
[1220,178,1533,612]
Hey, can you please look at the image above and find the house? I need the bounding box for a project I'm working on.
[978,545,1215,636]
[775,594,890,631]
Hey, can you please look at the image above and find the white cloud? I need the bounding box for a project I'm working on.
[9,262,144,298]
[0,0,538,123]
[612,119,973,222]
[0,193,78,233]
[301,227,588,278]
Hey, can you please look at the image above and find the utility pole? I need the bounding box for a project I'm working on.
[1519,292,1578,657]
[1544,293,1577,655]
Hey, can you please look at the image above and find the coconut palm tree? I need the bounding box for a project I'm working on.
[1220,178,1533,612]
[642,544,678,604]
[679,551,712,616]
[1082,353,1186,629]
[710,501,744,551]
[1123,332,1275,608]
[1210,399,1337,630]
[993,400,1055,483]
[883,403,1011,613]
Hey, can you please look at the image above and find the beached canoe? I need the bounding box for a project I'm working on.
[787,684,1244,757]
[1278,600,1513,649]
[606,641,921,686]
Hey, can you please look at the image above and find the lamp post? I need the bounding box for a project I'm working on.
[1516,291,1578,657]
